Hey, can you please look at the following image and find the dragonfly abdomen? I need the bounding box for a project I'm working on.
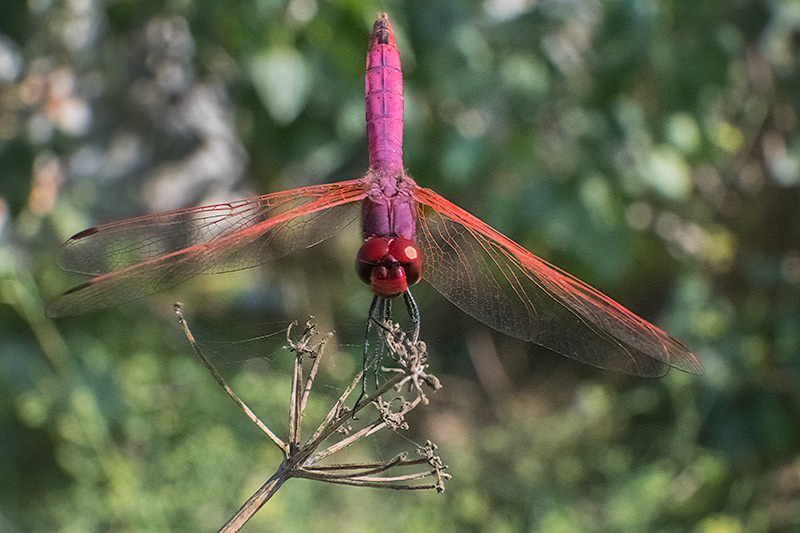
[365,13,403,175]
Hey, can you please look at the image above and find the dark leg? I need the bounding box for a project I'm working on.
[354,295,381,410]
[363,294,380,370]
[375,297,392,385]
[403,289,420,343]
[353,291,418,410]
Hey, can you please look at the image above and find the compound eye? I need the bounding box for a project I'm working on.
[388,238,422,286]
[388,237,417,263]
[356,237,390,285]
[359,237,390,262]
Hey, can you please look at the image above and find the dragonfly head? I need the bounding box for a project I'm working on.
[356,236,422,298]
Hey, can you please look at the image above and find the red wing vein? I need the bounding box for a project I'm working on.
[413,186,702,376]
[48,180,367,316]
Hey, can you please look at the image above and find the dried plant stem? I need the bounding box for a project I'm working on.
[174,303,286,453]
[174,305,448,533]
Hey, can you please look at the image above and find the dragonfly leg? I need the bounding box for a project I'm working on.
[354,292,417,411]
[376,297,392,386]
[403,289,420,343]
[355,295,381,410]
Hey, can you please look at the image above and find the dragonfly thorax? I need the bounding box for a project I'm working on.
[356,236,422,298]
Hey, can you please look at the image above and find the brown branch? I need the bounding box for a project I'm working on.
[173,303,287,454]
[174,307,449,533]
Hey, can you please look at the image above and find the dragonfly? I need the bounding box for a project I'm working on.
[48,13,703,378]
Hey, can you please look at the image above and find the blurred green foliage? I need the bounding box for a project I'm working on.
[1,0,799,531]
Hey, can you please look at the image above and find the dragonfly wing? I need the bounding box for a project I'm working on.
[413,186,703,377]
[48,180,367,316]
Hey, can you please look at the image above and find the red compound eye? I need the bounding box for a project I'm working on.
[356,237,390,285]
[388,237,422,286]
[355,236,422,297]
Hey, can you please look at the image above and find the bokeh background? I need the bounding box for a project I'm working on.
[2,0,799,531]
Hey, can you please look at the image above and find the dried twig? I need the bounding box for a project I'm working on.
[174,303,286,453]
[173,305,449,533]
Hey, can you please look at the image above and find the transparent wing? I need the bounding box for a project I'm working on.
[48,179,367,317]
[413,186,703,377]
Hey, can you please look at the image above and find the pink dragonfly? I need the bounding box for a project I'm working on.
[48,13,703,378]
